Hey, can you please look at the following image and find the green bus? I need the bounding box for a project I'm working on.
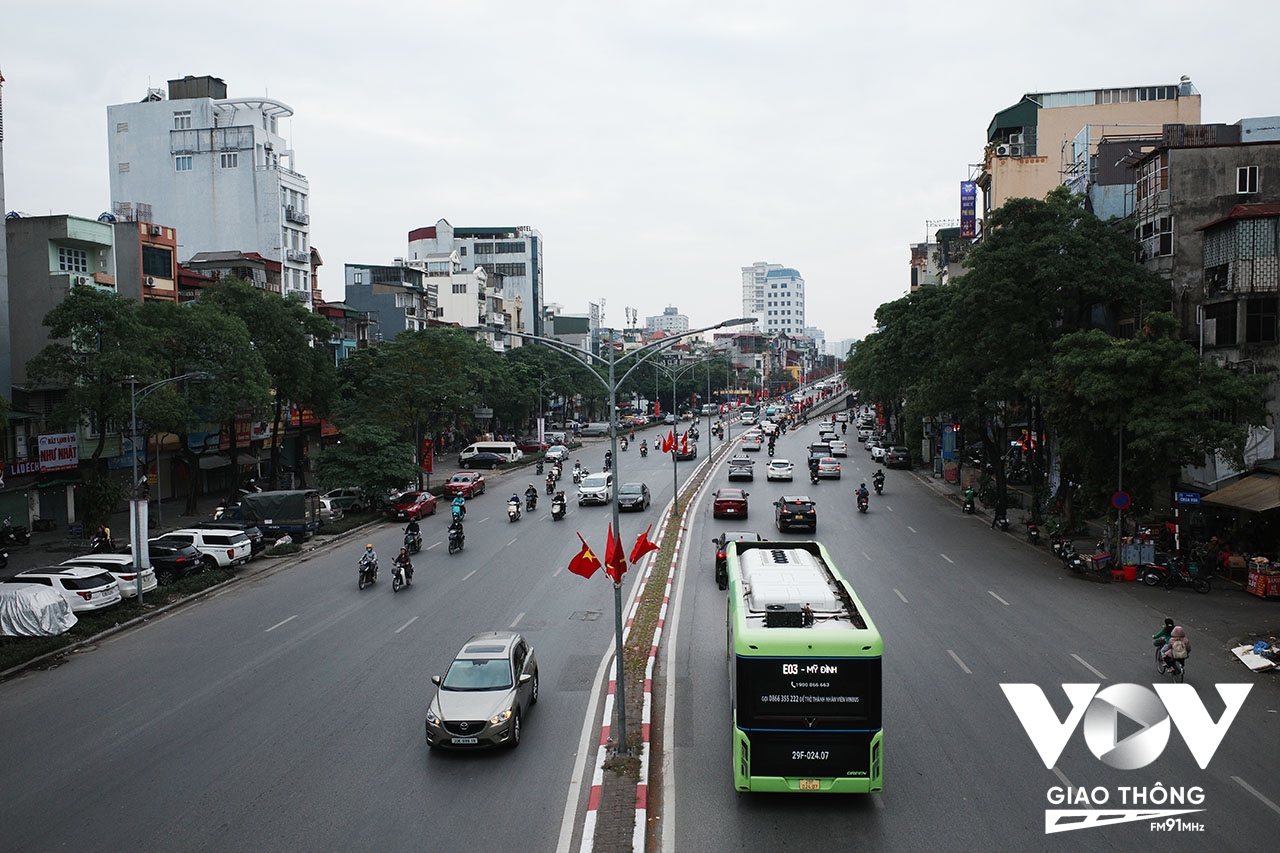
[726,540,882,793]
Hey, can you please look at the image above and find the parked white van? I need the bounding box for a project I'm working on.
[458,442,524,466]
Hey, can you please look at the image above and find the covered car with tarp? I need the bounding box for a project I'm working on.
[0,583,78,637]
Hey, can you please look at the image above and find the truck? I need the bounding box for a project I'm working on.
[215,490,321,540]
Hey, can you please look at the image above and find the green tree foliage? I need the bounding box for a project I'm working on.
[315,424,420,499]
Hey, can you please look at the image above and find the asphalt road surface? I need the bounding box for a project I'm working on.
[666,417,1280,852]
[0,424,700,852]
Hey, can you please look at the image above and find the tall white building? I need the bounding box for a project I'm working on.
[407,218,544,336]
[741,261,805,336]
[107,75,314,305]
[645,305,688,334]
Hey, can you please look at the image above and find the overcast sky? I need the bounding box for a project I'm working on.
[4,1,1278,345]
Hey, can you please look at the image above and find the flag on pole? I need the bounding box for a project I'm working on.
[604,523,627,583]
[680,431,689,453]
[629,524,660,564]
[662,430,674,453]
[567,533,600,579]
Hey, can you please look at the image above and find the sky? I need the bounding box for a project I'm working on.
[4,1,1279,346]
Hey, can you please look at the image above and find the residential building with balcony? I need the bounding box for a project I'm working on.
[316,302,372,365]
[112,220,179,303]
[107,75,315,305]
[342,262,434,343]
[184,250,282,296]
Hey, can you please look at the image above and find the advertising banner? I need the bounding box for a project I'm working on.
[960,181,977,238]
[38,433,79,472]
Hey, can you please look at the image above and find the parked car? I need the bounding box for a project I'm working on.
[578,472,614,506]
[857,427,873,441]
[617,482,651,512]
[425,631,539,750]
[444,472,486,499]
[319,497,345,524]
[391,491,438,521]
[829,439,848,456]
[516,438,549,454]
[0,583,76,636]
[128,540,205,585]
[152,529,252,570]
[59,555,157,599]
[817,457,841,479]
[194,520,267,556]
[712,488,750,519]
[663,414,676,425]
[774,496,817,532]
[579,423,611,437]
[727,455,754,481]
[461,452,507,470]
[323,488,368,512]
[711,531,763,589]
[887,446,911,468]
[4,567,122,613]
[766,459,794,481]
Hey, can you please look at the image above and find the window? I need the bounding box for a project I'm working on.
[495,241,524,254]
[459,246,467,256]
[142,246,173,278]
[175,155,193,172]
[118,162,130,173]
[493,263,526,276]
[174,110,192,130]
[115,122,129,133]
[354,271,363,284]
[474,242,494,255]
[1204,301,1237,347]
[1246,297,1278,344]
[58,247,89,273]
[452,281,467,294]
[220,152,238,169]
[1237,166,1259,194]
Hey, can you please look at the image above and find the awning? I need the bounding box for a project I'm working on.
[198,455,231,470]
[1202,473,1280,513]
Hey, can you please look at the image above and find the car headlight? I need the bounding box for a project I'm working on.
[426,709,440,725]
[489,708,514,726]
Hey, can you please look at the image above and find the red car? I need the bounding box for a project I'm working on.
[392,491,437,520]
[712,488,749,519]
[443,472,486,498]
[517,439,549,454]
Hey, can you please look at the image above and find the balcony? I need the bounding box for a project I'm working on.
[285,249,310,264]
[487,312,506,326]
[285,206,310,225]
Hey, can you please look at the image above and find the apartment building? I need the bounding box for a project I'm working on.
[741,261,806,335]
[646,305,689,334]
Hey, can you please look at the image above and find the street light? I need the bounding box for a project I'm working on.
[126,371,211,604]
[653,354,720,520]
[466,317,751,755]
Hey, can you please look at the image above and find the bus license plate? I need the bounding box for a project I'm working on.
[451,737,478,744]
[799,779,820,791]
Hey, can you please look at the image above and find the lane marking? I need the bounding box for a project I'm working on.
[906,525,917,533]
[426,542,441,550]
[460,570,477,582]
[395,616,419,634]
[212,588,234,598]
[862,551,871,561]
[552,567,563,578]
[947,649,972,674]
[893,588,908,603]
[509,611,524,628]
[940,553,954,563]
[478,517,490,523]
[1071,653,1107,680]
[886,505,894,512]
[1051,767,1090,808]
[1233,776,1280,816]
[988,591,1010,606]
[265,614,297,633]
[505,537,518,548]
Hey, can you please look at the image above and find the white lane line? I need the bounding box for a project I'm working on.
[265,614,297,633]
[509,611,525,628]
[907,525,917,533]
[988,590,1010,606]
[426,542,441,550]
[505,537,518,548]
[1051,767,1089,808]
[1072,653,1107,680]
[1233,776,1280,816]
[395,616,419,634]
[862,551,871,561]
[478,517,490,523]
[461,570,477,582]
[947,650,972,674]
[940,553,954,563]
[212,588,234,598]
[553,567,563,578]
[893,588,908,603]
[886,505,894,512]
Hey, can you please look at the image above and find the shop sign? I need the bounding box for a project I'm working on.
[39,433,80,472]
[6,460,41,477]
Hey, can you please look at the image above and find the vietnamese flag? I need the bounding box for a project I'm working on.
[662,430,674,453]
[629,524,660,564]
[567,533,601,579]
[604,522,627,583]
[680,431,689,453]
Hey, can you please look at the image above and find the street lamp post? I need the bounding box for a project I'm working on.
[653,354,720,521]
[465,318,751,755]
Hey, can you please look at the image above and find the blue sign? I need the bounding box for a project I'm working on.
[1112,491,1131,510]
[960,181,977,238]
[1175,491,1201,505]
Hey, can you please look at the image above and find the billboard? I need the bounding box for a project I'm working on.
[960,181,977,238]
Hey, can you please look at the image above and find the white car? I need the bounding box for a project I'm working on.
[834,412,849,422]
[857,427,872,441]
[546,445,569,463]
[578,472,614,506]
[742,433,763,451]
[319,497,344,524]
[741,413,758,425]
[60,555,158,598]
[766,459,794,481]
[829,439,848,456]
[760,421,779,436]
[871,444,888,463]
[153,528,252,569]
[4,566,122,613]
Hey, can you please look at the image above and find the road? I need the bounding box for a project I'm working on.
[0,423,702,852]
[666,416,1280,852]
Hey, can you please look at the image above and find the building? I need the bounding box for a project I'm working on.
[0,69,10,398]
[909,242,940,291]
[646,305,689,334]
[802,326,826,358]
[407,219,544,336]
[106,75,315,305]
[112,220,179,303]
[741,261,806,335]
[978,79,1201,224]
[342,262,435,343]
[316,302,372,365]
[185,250,282,296]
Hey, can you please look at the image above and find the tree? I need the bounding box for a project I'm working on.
[315,424,420,501]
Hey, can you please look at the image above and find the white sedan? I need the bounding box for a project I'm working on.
[829,439,848,456]
[766,459,794,481]
[60,555,158,598]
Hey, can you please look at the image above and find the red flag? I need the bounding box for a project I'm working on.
[567,533,600,579]
[629,524,660,564]
[680,431,689,453]
[662,430,674,453]
[604,523,627,583]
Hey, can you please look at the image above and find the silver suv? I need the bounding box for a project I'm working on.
[578,472,614,506]
[425,632,538,750]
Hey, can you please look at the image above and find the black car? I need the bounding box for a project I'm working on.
[129,540,205,585]
[727,455,754,481]
[617,482,651,511]
[774,496,817,532]
[886,446,911,469]
[712,530,763,590]
[461,452,507,470]
[194,520,267,556]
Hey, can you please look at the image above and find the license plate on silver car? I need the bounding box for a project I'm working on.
[451,737,478,744]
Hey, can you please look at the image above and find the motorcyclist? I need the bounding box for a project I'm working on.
[451,494,466,520]
[546,473,556,494]
[551,489,567,517]
[405,518,422,551]
[360,544,378,572]
[393,547,414,584]
[525,484,539,510]
[448,518,465,548]
[856,483,869,507]
[841,421,847,434]
[640,440,648,456]
[872,469,885,492]
[963,486,976,509]
[536,459,544,474]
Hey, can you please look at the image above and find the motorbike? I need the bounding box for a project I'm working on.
[451,502,466,522]
[358,556,378,590]
[91,533,116,553]
[993,515,1010,532]
[621,438,629,451]
[525,492,538,512]
[404,527,422,554]
[536,460,544,475]
[962,495,975,514]
[572,469,584,485]
[392,558,412,593]
[551,497,567,521]
[1051,535,1069,559]
[551,464,562,481]
[546,477,556,495]
[447,526,465,554]
[1,517,31,546]
[872,474,884,495]
[507,501,522,522]
[1164,563,1211,594]
[640,445,648,458]
[809,469,819,485]
[1026,521,1040,546]
[857,493,868,514]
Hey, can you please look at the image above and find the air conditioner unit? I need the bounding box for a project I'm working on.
[1008,143,1023,157]
[1009,133,1024,145]
[149,225,163,236]
[145,276,156,287]
[74,275,89,285]
[996,144,1011,156]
